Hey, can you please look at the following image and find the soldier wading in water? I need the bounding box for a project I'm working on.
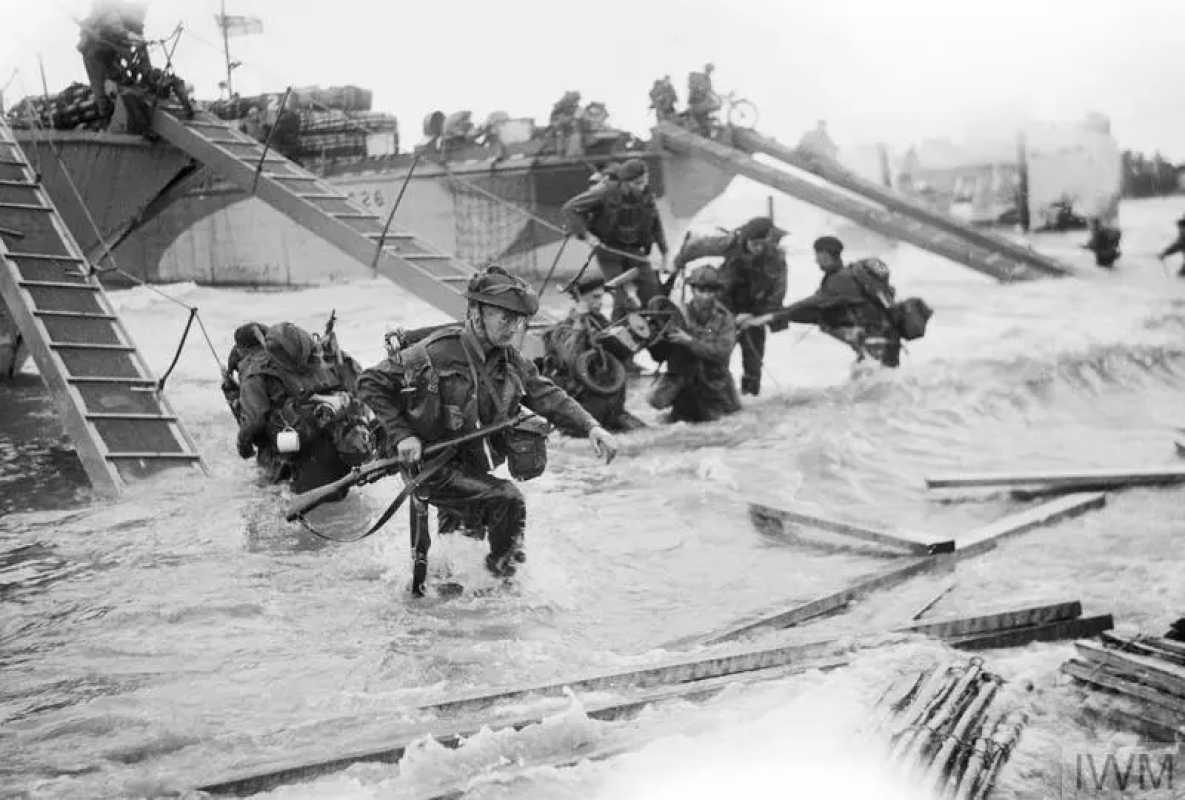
[358,266,618,577]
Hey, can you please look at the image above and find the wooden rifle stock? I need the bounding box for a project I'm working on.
[284,414,528,521]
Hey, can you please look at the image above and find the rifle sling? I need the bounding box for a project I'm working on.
[362,446,458,538]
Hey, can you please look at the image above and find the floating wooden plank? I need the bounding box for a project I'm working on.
[689,494,1105,649]
[1075,642,1185,699]
[899,600,1083,639]
[947,614,1113,651]
[1062,660,1185,718]
[747,500,953,556]
[697,555,953,647]
[925,467,1185,491]
[956,492,1106,556]
[420,637,846,717]
[195,658,847,797]
[1100,632,1185,668]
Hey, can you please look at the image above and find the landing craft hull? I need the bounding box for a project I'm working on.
[14,132,736,287]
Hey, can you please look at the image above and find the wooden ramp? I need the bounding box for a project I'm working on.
[730,128,1071,279]
[653,122,1070,282]
[0,116,204,495]
[148,110,555,349]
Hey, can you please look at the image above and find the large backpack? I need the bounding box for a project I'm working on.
[892,297,933,340]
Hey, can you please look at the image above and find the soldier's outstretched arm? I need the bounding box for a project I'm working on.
[560,183,610,239]
[517,354,617,463]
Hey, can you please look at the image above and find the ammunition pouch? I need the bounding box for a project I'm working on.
[495,414,552,481]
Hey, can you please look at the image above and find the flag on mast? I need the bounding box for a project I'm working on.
[216,14,264,37]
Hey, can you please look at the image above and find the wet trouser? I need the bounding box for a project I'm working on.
[648,372,731,423]
[80,43,117,118]
[421,462,526,564]
[736,325,766,395]
[594,249,659,321]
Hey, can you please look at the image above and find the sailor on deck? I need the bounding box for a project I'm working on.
[76,0,147,120]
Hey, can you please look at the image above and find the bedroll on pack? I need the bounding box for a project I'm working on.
[892,297,933,340]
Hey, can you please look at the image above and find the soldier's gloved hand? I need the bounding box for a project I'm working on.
[588,426,618,465]
[236,434,255,459]
[395,435,423,465]
[667,328,694,345]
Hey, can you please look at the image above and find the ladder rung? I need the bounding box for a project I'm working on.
[298,193,348,200]
[209,137,254,145]
[439,275,470,282]
[34,310,117,320]
[332,212,381,220]
[3,252,84,263]
[105,451,201,460]
[370,233,415,240]
[18,279,98,290]
[0,159,28,167]
[402,253,451,260]
[68,376,156,385]
[240,156,288,165]
[184,120,232,129]
[264,173,318,181]
[87,412,177,421]
[50,342,135,352]
[0,178,37,188]
[0,202,50,212]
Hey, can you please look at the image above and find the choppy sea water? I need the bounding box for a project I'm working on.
[2,190,1184,799]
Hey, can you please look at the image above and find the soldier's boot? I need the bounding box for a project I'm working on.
[740,375,761,396]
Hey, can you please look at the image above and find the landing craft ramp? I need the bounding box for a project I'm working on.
[653,122,1072,281]
[0,116,204,496]
[148,109,556,344]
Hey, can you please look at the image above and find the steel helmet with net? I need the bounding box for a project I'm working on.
[465,265,540,316]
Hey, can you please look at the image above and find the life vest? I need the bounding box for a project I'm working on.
[590,184,658,249]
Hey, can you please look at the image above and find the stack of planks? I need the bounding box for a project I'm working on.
[1062,631,1185,737]
[877,657,1025,799]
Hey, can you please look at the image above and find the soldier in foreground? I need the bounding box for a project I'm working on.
[357,267,618,577]
[647,265,741,423]
[673,216,788,395]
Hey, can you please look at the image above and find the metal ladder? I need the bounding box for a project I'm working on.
[654,123,1069,282]
[730,127,1070,278]
[149,109,557,346]
[0,116,205,496]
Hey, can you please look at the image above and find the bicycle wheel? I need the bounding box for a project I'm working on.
[728,99,759,129]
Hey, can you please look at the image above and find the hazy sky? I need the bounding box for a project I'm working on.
[3,0,1183,159]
